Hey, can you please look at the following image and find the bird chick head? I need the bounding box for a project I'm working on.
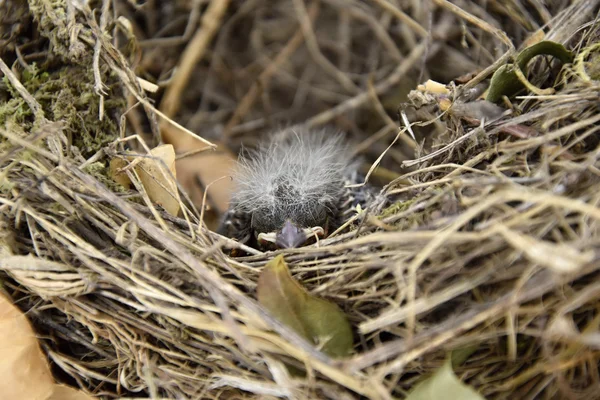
[230,127,355,248]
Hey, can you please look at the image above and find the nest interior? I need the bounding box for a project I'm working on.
[1,0,600,399]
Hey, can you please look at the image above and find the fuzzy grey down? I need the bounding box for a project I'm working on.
[227,127,359,238]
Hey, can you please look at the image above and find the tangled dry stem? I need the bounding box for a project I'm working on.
[1,0,600,399]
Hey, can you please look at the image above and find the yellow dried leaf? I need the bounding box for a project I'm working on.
[108,157,131,189]
[134,144,181,216]
[49,386,96,400]
[0,294,96,400]
[175,147,236,216]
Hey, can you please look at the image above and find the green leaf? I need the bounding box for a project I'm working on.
[486,41,573,103]
[257,254,354,358]
[257,255,312,340]
[406,358,485,400]
[450,345,479,368]
[302,295,354,358]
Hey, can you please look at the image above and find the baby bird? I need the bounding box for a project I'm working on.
[219,126,375,249]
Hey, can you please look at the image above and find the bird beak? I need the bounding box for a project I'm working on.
[275,220,307,248]
[257,221,325,249]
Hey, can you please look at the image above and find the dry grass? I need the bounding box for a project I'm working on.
[1,0,600,399]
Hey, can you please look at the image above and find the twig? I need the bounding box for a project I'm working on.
[306,17,453,127]
[92,0,111,121]
[293,0,360,93]
[223,1,320,137]
[160,0,231,118]
[370,0,428,38]
[402,123,485,167]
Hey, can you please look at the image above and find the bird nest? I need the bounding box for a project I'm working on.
[1,0,600,399]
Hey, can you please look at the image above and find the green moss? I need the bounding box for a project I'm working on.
[0,97,33,127]
[0,178,16,194]
[28,0,86,61]
[82,161,128,193]
[1,61,125,157]
[379,198,416,219]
